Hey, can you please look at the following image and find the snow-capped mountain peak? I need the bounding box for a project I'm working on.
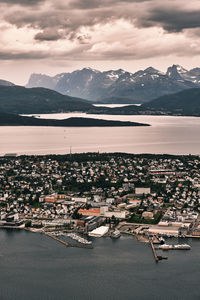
[26,65,200,103]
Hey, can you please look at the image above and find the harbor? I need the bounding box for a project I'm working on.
[43,232,93,249]
[0,220,193,261]
[148,235,191,262]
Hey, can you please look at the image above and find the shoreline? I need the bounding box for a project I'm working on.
[2,224,200,240]
[1,152,200,263]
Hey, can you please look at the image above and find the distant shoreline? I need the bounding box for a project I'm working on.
[0,113,150,127]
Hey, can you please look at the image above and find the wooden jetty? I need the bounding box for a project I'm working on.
[44,232,93,249]
[149,238,168,262]
[149,239,159,262]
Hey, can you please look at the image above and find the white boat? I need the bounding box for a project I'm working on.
[159,243,191,250]
[159,244,172,250]
[67,233,92,245]
[173,244,191,250]
[111,230,121,239]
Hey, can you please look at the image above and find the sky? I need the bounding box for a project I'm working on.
[0,0,200,85]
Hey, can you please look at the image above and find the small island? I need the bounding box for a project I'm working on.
[0,112,150,127]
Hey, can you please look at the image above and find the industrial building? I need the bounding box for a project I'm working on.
[88,226,109,237]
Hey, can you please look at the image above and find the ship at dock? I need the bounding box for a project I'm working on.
[159,244,191,250]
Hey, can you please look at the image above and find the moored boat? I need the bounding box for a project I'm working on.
[111,230,121,239]
[159,243,191,250]
[159,244,172,250]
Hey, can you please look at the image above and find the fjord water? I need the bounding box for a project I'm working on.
[0,230,200,300]
[1,114,200,155]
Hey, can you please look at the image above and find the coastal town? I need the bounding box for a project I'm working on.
[0,152,200,254]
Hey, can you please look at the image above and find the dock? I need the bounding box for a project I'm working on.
[152,235,161,244]
[149,239,159,262]
[44,232,93,249]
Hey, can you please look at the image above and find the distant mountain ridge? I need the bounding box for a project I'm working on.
[26,65,200,103]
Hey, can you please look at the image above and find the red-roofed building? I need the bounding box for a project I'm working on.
[78,208,100,216]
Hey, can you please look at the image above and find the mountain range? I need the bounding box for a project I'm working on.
[26,65,200,103]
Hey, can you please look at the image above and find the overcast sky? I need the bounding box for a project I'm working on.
[1,0,200,85]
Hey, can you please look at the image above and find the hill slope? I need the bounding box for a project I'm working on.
[0,86,93,114]
[0,79,15,86]
[143,88,200,115]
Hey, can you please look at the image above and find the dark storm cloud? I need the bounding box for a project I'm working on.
[70,0,150,9]
[70,0,106,9]
[143,8,200,32]
[0,0,44,6]
[1,0,200,64]
[35,29,63,41]
[5,0,200,38]
[0,51,48,59]
[5,11,61,29]
[4,6,115,33]
[2,0,200,35]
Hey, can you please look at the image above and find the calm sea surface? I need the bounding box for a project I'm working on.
[94,104,141,108]
[1,113,200,155]
[0,230,199,300]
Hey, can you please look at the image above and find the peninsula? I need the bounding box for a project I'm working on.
[0,112,150,127]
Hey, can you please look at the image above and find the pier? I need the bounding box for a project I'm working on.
[44,232,93,249]
[150,239,159,262]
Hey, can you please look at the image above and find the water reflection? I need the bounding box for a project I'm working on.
[0,114,200,155]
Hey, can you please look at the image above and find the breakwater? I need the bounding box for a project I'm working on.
[44,232,93,249]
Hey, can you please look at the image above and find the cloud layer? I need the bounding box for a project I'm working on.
[0,0,200,83]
